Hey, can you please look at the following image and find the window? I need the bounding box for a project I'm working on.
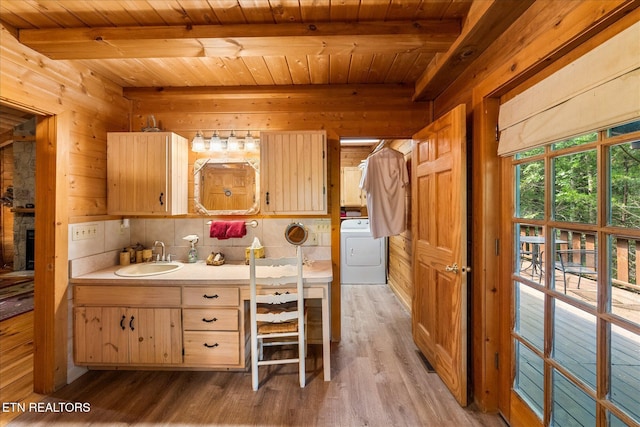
[511,122,640,426]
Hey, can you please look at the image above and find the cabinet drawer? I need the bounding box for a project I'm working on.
[75,286,181,307]
[183,331,239,365]
[183,308,238,331]
[182,287,239,306]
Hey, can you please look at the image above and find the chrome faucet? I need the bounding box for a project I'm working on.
[153,240,165,261]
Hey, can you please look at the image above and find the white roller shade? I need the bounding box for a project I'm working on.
[498,21,640,156]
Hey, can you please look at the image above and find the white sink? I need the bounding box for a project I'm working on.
[115,261,184,277]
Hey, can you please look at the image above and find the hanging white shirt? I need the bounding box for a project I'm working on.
[359,147,409,238]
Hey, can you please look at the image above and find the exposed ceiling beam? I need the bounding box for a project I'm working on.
[19,20,460,60]
[412,0,536,101]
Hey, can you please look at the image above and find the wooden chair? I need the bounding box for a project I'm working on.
[555,249,597,293]
[249,246,305,391]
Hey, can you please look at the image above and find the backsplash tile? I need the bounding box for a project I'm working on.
[68,217,332,276]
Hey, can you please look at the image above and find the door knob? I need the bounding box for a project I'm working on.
[445,263,459,273]
[444,263,471,274]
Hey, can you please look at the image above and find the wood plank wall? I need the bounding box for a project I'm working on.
[0,23,130,392]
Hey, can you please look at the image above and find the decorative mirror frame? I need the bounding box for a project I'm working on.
[193,158,260,215]
[285,222,308,245]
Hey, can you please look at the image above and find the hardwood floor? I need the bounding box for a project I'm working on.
[0,310,43,427]
[3,285,506,426]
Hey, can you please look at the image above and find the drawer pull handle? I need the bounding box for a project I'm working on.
[120,315,126,331]
[159,192,164,206]
[203,294,219,299]
[204,343,219,348]
[129,315,135,331]
[202,317,218,323]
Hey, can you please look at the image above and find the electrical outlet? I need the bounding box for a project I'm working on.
[307,232,318,246]
[72,223,99,241]
[315,221,331,232]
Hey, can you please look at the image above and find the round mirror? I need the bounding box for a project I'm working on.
[285,223,308,245]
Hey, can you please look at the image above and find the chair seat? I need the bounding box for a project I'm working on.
[258,320,298,334]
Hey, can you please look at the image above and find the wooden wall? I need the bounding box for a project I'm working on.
[0,23,130,392]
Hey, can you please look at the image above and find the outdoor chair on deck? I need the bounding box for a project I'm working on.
[555,249,598,293]
[249,246,306,391]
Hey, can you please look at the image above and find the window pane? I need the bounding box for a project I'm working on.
[514,341,544,420]
[515,160,545,220]
[552,229,598,308]
[610,323,640,424]
[609,236,639,326]
[515,146,545,159]
[553,150,597,224]
[609,142,640,228]
[553,299,596,390]
[515,282,544,350]
[552,132,598,150]
[609,411,631,427]
[552,369,596,427]
[607,119,640,137]
[516,224,545,282]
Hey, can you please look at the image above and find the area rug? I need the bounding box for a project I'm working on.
[0,278,34,321]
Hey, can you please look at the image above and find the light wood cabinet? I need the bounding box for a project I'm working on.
[107,132,188,215]
[260,130,327,214]
[74,306,182,365]
[340,166,365,207]
[73,284,247,369]
[181,286,245,367]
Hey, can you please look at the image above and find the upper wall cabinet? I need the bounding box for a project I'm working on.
[107,132,188,216]
[340,166,365,207]
[260,131,327,215]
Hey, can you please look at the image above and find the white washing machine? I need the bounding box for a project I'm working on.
[340,219,387,284]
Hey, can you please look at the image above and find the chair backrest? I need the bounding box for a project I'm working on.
[556,249,597,272]
[249,246,304,316]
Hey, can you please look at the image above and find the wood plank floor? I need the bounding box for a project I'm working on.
[0,310,44,427]
[2,284,506,426]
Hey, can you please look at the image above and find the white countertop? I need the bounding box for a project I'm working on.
[70,259,333,286]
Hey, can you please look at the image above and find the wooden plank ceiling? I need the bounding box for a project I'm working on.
[0,1,534,100]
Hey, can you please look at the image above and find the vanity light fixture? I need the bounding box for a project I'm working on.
[191,130,259,152]
[191,131,206,152]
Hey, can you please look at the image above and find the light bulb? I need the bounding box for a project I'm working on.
[209,131,222,151]
[244,131,255,151]
[191,131,205,152]
[227,131,239,151]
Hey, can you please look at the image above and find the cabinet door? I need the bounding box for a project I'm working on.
[74,307,182,365]
[128,308,182,364]
[107,132,187,215]
[261,131,327,214]
[74,307,129,364]
[341,167,365,207]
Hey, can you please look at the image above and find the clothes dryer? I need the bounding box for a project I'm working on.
[340,219,387,284]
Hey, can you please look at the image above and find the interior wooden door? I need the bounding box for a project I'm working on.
[412,104,468,406]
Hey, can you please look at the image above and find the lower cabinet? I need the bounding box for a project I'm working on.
[74,306,182,365]
[73,284,247,370]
